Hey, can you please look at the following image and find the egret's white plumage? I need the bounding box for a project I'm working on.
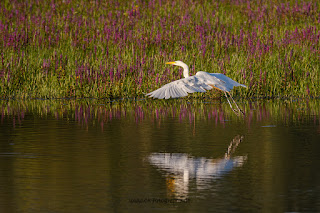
[146,61,246,115]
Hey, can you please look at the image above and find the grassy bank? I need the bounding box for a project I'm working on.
[0,0,319,99]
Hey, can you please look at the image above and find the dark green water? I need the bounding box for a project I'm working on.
[0,99,319,212]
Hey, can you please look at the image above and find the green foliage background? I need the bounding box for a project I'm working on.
[0,0,319,99]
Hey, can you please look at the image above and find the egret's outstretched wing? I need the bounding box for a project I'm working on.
[208,73,246,91]
[146,71,246,100]
[146,75,213,99]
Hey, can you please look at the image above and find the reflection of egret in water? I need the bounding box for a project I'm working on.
[148,135,246,199]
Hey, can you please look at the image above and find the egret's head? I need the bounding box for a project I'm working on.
[166,61,189,78]
[166,61,188,67]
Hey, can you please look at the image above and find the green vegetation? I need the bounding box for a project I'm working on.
[0,0,319,99]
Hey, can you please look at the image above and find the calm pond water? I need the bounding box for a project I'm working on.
[0,98,320,212]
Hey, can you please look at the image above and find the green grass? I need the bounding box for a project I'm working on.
[0,0,319,99]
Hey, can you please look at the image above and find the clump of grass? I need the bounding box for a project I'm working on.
[0,0,319,99]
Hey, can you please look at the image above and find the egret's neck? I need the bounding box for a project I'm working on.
[181,64,190,78]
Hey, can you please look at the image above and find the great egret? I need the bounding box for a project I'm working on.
[146,61,246,115]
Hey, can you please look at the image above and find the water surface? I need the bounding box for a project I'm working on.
[0,99,320,212]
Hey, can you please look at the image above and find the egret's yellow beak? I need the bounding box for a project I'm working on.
[166,61,176,65]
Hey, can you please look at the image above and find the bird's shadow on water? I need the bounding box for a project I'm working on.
[147,135,247,200]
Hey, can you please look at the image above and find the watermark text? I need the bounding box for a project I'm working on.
[128,198,191,204]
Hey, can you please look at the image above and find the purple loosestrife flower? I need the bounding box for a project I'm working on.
[201,43,206,58]
[116,67,121,80]
[306,85,310,95]
[1,53,4,68]
[109,68,114,82]
[306,72,310,78]
[259,69,263,86]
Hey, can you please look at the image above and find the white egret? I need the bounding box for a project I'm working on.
[146,61,246,115]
